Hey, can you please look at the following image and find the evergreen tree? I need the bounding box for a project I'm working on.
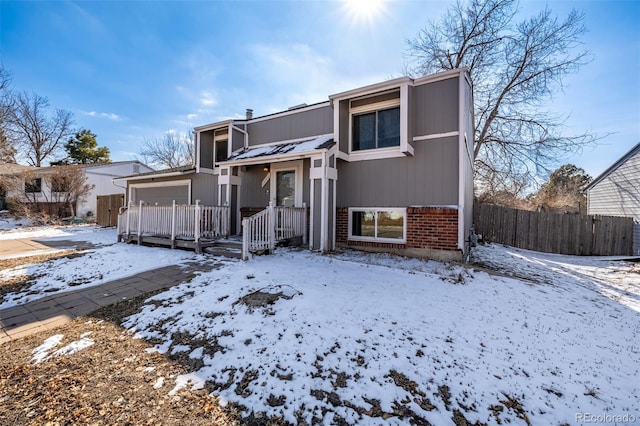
[62,129,111,164]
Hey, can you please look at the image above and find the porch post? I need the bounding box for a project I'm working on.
[137,200,143,245]
[268,201,275,252]
[194,199,202,254]
[302,202,308,245]
[242,218,250,260]
[170,200,177,249]
[126,201,132,240]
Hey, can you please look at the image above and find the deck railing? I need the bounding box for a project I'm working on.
[242,202,307,260]
[117,201,230,248]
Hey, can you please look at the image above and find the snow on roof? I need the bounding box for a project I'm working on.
[225,134,334,163]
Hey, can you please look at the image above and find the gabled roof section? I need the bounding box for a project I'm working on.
[584,141,640,191]
[223,134,334,165]
[114,165,196,182]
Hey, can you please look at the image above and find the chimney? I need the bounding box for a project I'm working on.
[246,108,253,120]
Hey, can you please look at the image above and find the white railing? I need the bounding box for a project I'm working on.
[117,200,230,246]
[242,202,307,260]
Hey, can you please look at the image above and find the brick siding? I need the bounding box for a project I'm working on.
[336,206,458,252]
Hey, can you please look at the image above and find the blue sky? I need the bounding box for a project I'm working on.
[1,0,638,180]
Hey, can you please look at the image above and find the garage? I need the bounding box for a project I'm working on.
[130,180,191,206]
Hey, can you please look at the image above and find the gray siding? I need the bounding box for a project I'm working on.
[240,165,270,208]
[232,128,245,153]
[134,185,189,205]
[247,106,333,146]
[336,136,459,207]
[200,131,214,169]
[338,100,349,153]
[412,77,459,136]
[191,173,218,205]
[312,179,322,250]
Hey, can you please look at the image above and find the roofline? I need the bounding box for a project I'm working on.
[329,68,468,100]
[218,148,329,167]
[113,168,196,182]
[584,141,640,191]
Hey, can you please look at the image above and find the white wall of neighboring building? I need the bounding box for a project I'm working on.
[78,162,153,217]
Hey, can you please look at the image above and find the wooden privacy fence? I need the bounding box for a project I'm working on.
[96,194,124,226]
[474,203,634,256]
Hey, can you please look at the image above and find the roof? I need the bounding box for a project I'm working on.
[114,165,196,181]
[223,134,335,164]
[584,141,640,191]
[0,163,36,175]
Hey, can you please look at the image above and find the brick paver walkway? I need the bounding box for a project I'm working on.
[0,262,219,345]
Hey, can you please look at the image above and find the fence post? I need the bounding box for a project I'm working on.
[268,201,275,253]
[170,200,177,249]
[302,202,307,245]
[194,200,202,254]
[242,218,249,260]
[137,200,143,245]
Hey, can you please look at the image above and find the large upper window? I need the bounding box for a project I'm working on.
[352,106,400,151]
[349,208,406,243]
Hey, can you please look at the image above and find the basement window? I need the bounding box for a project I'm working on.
[348,207,406,243]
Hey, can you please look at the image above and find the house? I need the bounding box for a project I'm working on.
[1,161,153,218]
[0,163,36,210]
[118,68,475,261]
[584,141,640,255]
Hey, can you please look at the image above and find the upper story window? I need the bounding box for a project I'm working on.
[215,139,228,163]
[25,178,42,193]
[352,106,400,151]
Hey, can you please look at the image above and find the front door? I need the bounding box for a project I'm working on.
[270,160,303,207]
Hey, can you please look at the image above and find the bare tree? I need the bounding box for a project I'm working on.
[0,66,16,163]
[406,0,594,190]
[139,131,194,169]
[4,91,74,166]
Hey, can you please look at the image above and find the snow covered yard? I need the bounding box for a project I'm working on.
[2,221,638,425]
[0,225,200,309]
[123,246,639,425]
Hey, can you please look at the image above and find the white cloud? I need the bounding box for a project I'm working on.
[200,91,217,107]
[85,111,121,121]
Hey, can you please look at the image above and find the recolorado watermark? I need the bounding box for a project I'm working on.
[576,413,637,424]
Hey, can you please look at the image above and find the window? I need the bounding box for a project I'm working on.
[352,106,400,151]
[349,208,406,243]
[25,178,42,193]
[51,176,69,193]
[215,140,228,164]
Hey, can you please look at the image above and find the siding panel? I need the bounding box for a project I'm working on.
[337,136,458,207]
[412,77,459,137]
[247,106,333,146]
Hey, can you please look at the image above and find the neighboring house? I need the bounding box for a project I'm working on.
[118,68,474,261]
[0,163,36,210]
[1,161,153,218]
[585,141,640,255]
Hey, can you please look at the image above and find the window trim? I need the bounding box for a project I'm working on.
[349,99,401,156]
[347,207,407,244]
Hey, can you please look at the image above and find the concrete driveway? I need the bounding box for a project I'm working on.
[0,238,60,260]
